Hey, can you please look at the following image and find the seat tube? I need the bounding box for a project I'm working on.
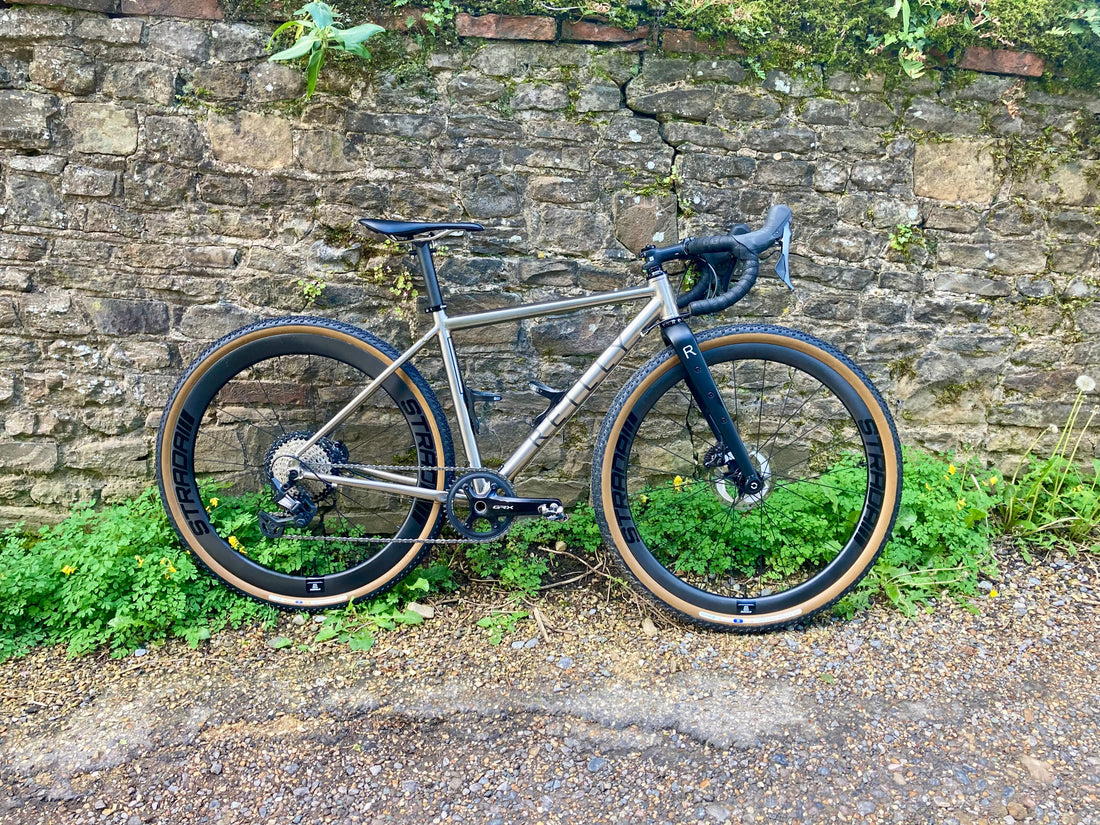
[412,241,483,468]
[413,242,446,312]
[660,320,763,493]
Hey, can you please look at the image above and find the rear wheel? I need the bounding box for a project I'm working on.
[593,324,901,631]
[156,317,454,609]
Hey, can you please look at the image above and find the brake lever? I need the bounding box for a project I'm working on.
[775,222,793,291]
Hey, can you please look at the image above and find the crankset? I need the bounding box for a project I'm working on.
[446,470,565,541]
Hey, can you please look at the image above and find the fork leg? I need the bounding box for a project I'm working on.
[660,320,764,495]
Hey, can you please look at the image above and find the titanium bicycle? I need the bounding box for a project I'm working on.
[156,205,902,631]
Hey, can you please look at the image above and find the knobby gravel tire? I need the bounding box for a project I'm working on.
[156,317,454,610]
[592,324,902,632]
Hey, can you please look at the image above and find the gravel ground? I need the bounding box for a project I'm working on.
[1,546,1098,825]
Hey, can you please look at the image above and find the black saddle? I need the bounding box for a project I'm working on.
[359,219,485,240]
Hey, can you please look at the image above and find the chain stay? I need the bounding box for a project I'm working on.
[270,462,504,545]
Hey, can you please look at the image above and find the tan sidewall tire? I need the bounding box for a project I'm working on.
[594,326,901,629]
[157,320,450,609]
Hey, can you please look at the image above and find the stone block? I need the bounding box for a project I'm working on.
[715,92,781,122]
[660,29,742,55]
[763,69,820,97]
[854,99,895,128]
[745,127,817,154]
[61,165,118,197]
[576,84,621,113]
[180,303,258,340]
[756,160,813,188]
[69,103,138,155]
[4,174,65,228]
[934,271,1012,297]
[145,116,205,160]
[211,22,267,61]
[345,111,445,140]
[147,20,210,61]
[513,82,569,111]
[528,176,598,205]
[455,14,556,41]
[1012,162,1098,207]
[813,161,849,193]
[957,47,1043,77]
[0,90,57,149]
[122,0,222,19]
[249,62,305,102]
[826,72,886,94]
[29,46,96,95]
[612,192,677,253]
[66,434,148,475]
[296,129,356,173]
[462,174,522,218]
[679,152,754,184]
[126,162,196,206]
[561,20,648,43]
[206,112,293,170]
[937,241,1047,276]
[449,72,507,103]
[627,86,715,122]
[913,141,998,203]
[801,99,849,126]
[849,161,906,192]
[926,206,981,233]
[84,297,170,335]
[806,228,875,262]
[818,128,884,155]
[533,206,611,255]
[102,62,177,105]
[75,16,143,43]
[0,235,47,263]
[0,441,58,473]
[192,66,245,101]
[903,99,982,133]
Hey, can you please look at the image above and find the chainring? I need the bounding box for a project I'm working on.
[446,470,516,541]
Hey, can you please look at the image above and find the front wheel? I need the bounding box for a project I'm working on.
[592,324,901,631]
[156,317,455,609]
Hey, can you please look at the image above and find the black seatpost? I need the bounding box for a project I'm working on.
[412,241,446,313]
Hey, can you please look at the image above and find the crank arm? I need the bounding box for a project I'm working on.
[484,495,563,518]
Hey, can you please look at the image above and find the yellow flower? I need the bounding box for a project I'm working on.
[135,556,144,567]
[673,475,685,492]
[989,588,998,598]
[957,498,967,511]
[924,482,933,492]
[985,476,998,487]
[61,564,76,576]
[948,464,956,475]
[209,497,220,508]
[228,535,243,551]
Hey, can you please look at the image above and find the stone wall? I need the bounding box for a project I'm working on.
[1,2,1099,523]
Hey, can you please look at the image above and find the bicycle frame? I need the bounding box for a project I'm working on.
[293,238,757,504]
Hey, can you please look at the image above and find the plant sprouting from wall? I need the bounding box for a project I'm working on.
[1053,2,1100,39]
[268,1,384,99]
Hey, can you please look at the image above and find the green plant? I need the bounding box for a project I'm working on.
[843,447,1001,616]
[268,1,385,99]
[997,374,1100,549]
[298,274,327,308]
[476,608,530,644]
[314,562,456,650]
[0,490,276,661]
[463,501,603,595]
[1053,1,1100,38]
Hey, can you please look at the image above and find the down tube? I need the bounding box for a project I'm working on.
[500,295,665,481]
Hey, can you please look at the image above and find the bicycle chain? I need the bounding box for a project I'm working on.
[272,462,502,545]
